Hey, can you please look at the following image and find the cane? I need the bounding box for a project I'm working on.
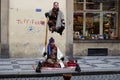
[43,17,49,56]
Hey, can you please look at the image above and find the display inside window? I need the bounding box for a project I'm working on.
[73,0,119,40]
[85,13,100,39]
[103,13,117,39]
[74,13,83,33]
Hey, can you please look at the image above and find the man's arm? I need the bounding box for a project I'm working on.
[42,47,47,58]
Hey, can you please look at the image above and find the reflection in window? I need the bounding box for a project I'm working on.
[77,0,84,2]
[86,13,99,35]
[74,13,83,38]
[103,1,117,11]
[103,13,117,39]
[74,0,83,11]
[86,0,100,10]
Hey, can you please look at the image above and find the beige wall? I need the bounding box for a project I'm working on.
[9,0,66,58]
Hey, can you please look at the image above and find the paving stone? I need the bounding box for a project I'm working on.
[0,65,13,70]
[17,61,35,65]
[13,64,20,69]
[115,62,120,66]
[85,60,106,64]
[79,63,93,68]
[0,62,11,65]
[107,59,120,63]
[20,65,34,70]
[94,63,116,68]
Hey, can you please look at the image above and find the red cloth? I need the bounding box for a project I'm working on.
[67,59,77,67]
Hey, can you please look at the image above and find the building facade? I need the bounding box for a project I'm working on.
[1,0,120,58]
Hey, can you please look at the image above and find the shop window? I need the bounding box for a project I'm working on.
[73,0,119,40]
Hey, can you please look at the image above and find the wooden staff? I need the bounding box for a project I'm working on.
[44,17,49,54]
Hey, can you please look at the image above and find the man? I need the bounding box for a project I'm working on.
[45,2,65,35]
[43,37,64,67]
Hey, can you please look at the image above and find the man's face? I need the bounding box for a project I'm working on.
[50,42,55,48]
[54,2,59,9]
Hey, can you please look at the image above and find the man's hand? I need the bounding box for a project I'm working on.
[60,57,64,61]
[45,12,49,17]
[43,52,47,57]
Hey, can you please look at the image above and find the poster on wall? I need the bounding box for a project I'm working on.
[9,0,66,57]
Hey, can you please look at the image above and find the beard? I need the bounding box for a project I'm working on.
[52,8,59,12]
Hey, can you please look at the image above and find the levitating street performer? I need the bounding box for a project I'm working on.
[35,38,81,73]
[45,2,65,35]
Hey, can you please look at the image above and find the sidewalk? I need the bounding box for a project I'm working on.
[0,56,120,76]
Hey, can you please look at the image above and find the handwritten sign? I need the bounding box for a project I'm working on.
[16,19,45,26]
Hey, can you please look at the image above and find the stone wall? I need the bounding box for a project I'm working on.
[66,0,74,58]
[118,0,120,39]
[73,42,120,56]
[1,0,9,58]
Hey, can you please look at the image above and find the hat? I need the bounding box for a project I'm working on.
[49,37,54,43]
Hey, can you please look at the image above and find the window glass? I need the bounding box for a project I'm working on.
[103,13,117,39]
[74,13,83,39]
[86,0,100,10]
[86,13,100,35]
[103,0,117,11]
[74,0,83,11]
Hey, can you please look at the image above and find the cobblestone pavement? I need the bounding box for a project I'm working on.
[0,56,120,80]
[0,74,120,80]
[0,56,120,73]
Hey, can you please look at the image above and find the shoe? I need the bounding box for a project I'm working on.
[36,61,42,73]
[59,32,62,35]
[75,64,81,72]
[75,60,81,72]
[51,30,54,33]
